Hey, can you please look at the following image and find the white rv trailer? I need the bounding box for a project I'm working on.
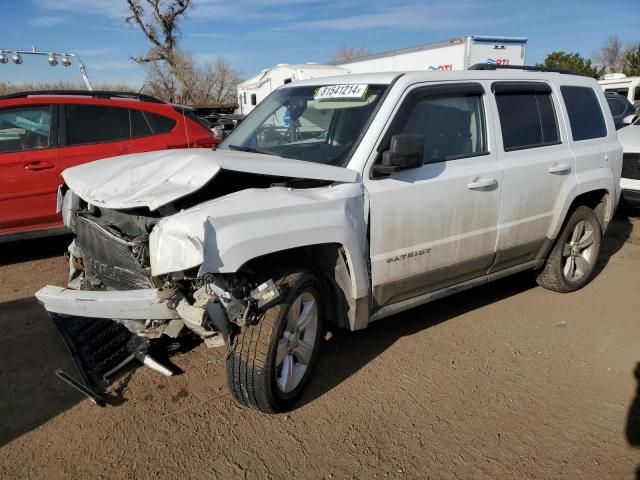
[599,74,640,104]
[237,63,348,114]
[331,35,527,73]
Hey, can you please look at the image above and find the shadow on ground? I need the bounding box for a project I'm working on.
[594,209,633,277]
[0,234,71,267]
[0,297,83,448]
[626,364,640,479]
[299,271,538,407]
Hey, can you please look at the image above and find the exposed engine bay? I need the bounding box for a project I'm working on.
[35,147,366,408]
[44,171,333,397]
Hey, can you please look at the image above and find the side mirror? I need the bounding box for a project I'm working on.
[373,134,425,176]
[623,114,637,126]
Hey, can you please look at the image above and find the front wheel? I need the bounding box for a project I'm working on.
[537,205,602,293]
[226,270,324,413]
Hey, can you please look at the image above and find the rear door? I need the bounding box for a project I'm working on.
[490,81,574,270]
[0,104,60,235]
[366,82,502,306]
[56,104,171,174]
[57,103,132,173]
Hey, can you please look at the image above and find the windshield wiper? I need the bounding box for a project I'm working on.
[227,145,275,156]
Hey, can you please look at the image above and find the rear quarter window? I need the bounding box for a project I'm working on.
[148,112,177,133]
[560,86,607,141]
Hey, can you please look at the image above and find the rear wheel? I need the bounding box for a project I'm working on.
[537,205,602,292]
[226,270,323,413]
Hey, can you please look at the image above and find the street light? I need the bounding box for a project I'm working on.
[0,48,93,90]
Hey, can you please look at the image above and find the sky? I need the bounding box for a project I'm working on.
[0,0,638,87]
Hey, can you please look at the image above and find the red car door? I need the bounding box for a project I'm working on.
[0,104,61,236]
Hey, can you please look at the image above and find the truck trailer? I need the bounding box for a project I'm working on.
[237,36,527,114]
[331,35,527,74]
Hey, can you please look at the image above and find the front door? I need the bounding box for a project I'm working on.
[366,82,502,306]
[0,104,60,236]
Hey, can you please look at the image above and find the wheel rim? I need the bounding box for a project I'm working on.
[275,291,318,394]
[562,220,596,282]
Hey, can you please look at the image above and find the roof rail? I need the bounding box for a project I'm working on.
[0,90,165,103]
[469,63,579,76]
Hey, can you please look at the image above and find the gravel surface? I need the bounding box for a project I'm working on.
[1,214,639,479]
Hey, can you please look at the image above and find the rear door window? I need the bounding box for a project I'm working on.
[65,105,130,145]
[560,86,607,141]
[493,83,560,151]
[0,106,52,153]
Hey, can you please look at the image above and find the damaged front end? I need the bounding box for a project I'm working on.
[36,189,283,399]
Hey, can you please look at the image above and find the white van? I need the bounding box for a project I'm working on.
[599,73,640,105]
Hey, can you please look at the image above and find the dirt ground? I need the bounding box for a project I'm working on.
[1,213,639,480]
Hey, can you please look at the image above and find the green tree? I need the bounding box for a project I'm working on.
[624,44,640,76]
[536,51,605,79]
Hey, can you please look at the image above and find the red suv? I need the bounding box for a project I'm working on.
[0,90,218,242]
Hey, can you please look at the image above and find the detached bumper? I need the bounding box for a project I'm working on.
[35,286,179,390]
[35,286,180,320]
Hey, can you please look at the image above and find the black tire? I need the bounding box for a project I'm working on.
[537,205,602,292]
[226,270,324,413]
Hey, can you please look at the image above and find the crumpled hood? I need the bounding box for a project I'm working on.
[62,148,360,210]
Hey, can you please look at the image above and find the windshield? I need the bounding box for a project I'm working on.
[221,84,387,167]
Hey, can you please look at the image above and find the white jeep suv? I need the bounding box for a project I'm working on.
[36,67,622,412]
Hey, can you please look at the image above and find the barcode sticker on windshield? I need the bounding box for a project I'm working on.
[314,84,368,100]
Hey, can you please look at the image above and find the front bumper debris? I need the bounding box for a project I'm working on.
[35,285,180,320]
[36,286,183,401]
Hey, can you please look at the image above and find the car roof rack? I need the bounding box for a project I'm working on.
[469,63,578,75]
[0,90,165,103]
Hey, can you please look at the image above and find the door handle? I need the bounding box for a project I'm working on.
[548,163,571,175]
[24,161,55,171]
[467,177,497,190]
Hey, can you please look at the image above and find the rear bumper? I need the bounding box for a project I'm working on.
[35,286,179,320]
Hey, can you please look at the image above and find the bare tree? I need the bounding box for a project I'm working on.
[593,35,629,73]
[207,56,242,105]
[125,0,240,105]
[126,0,191,102]
[331,46,372,62]
[125,0,191,68]
[143,51,241,105]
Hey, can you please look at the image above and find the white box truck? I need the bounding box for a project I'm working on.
[332,35,527,73]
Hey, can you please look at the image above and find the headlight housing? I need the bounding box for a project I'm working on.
[61,189,80,232]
